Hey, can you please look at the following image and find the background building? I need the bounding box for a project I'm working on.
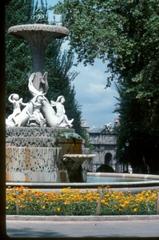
[83,121,130,173]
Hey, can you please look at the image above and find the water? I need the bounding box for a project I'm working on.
[86,175,153,183]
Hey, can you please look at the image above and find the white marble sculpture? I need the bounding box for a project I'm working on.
[28,72,48,96]
[6,73,74,128]
[27,95,46,127]
[51,96,74,127]
[6,93,27,127]
[41,96,73,128]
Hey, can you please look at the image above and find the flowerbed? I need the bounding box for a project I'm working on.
[6,187,158,215]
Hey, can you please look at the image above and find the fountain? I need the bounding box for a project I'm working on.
[6,5,94,183]
[5,2,159,196]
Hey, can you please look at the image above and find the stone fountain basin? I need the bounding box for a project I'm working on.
[63,154,95,164]
[8,24,69,39]
[62,154,95,182]
[6,172,159,190]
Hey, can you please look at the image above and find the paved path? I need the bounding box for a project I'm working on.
[6,217,159,238]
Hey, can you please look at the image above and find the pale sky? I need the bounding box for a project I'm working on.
[46,0,119,128]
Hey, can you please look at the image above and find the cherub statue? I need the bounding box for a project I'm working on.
[50,95,74,127]
[6,93,27,126]
[27,95,46,127]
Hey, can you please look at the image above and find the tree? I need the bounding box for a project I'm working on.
[45,40,83,134]
[55,0,159,173]
[5,0,32,113]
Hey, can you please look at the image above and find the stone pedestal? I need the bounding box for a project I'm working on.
[6,127,94,183]
[6,127,73,182]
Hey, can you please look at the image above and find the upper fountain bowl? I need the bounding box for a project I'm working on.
[8,24,69,39]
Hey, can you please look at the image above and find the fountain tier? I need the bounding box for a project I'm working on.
[8,24,69,72]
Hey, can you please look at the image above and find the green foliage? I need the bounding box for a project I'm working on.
[54,0,159,85]
[5,0,32,112]
[45,40,83,134]
[31,0,48,23]
[55,0,159,173]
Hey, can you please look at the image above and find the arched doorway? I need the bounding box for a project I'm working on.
[104,152,112,165]
[96,152,114,172]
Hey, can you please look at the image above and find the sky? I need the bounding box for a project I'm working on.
[46,0,119,128]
